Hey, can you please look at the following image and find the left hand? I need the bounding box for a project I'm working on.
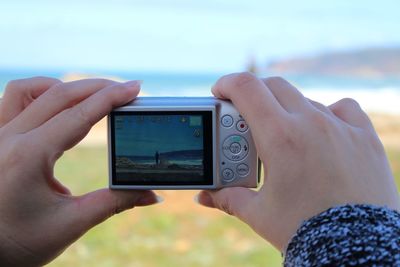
[0,77,160,266]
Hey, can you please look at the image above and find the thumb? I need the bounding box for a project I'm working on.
[65,189,162,234]
[197,187,257,222]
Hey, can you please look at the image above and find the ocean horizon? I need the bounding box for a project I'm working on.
[1,69,400,114]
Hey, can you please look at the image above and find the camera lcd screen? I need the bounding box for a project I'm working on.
[111,111,213,186]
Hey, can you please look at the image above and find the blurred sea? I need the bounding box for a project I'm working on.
[1,69,400,114]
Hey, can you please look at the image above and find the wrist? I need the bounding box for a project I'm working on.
[284,204,400,265]
[0,224,41,267]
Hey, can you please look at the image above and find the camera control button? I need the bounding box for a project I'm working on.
[221,115,234,127]
[236,120,248,132]
[223,135,249,161]
[229,142,241,154]
[236,164,249,176]
[222,168,235,182]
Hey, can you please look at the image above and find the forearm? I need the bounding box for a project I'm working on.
[284,204,400,266]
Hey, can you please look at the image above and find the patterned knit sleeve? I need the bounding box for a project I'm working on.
[284,204,400,266]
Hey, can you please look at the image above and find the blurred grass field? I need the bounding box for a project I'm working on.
[49,144,400,267]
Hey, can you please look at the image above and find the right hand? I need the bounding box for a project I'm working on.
[197,72,400,251]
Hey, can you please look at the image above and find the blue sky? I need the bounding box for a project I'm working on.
[0,0,399,73]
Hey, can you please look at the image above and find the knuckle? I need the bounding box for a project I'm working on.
[364,130,386,154]
[113,202,125,215]
[34,76,62,85]
[1,136,30,167]
[5,78,22,89]
[72,105,92,129]
[264,76,286,87]
[308,111,333,133]
[4,77,61,98]
[266,115,290,137]
[216,190,235,216]
[94,78,111,84]
[339,98,361,110]
[100,84,127,106]
[269,117,288,138]
[27,75,52,82]
[33,75,56,81]
[47,83,71,100]
[109,83,126,94]
[220,200,234,216]
[110,195,127,215]
[229,72,258,89]
[90,78,115,88]
[271,121,301,151]
[311,100,328,111]
[4,79,22,94]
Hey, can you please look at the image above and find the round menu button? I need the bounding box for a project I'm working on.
[229,142,241,154]
[236,120,248,132]
[236,164,249,176]
[221,115,234,127]
[222,135,249,162]
[222,168,235,182]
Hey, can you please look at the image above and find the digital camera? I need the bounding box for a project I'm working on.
[108,97,260,189]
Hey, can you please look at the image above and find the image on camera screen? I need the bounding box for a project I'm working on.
[112,111,213,185]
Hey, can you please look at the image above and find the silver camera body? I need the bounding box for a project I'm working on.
[108,97,260,189]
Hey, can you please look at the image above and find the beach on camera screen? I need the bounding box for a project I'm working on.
[114,114,206,182]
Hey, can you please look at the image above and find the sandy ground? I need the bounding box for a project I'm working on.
[78,113,400,148]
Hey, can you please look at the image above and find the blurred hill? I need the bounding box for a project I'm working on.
[267,47,400,78]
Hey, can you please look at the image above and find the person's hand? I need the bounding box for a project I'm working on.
[197,73,400,251]
[0,77,160,266]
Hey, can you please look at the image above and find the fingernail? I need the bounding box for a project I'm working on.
[211,84,216,92]
[123,80,143,88]
[193,194,200,204]
[136,194,163,206]
[194,191,214,208]
[156,195,164,203]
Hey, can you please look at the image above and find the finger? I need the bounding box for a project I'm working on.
[196,188,258,224]
[64,189,162,235]
[306,98,337,118]
[49,177,71,195]
[5,78,119,134]
[261,77,311,113]
[329,98,373,129]
[33,81,140,156]
[0,77,61,126]
[212,72,286,124]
